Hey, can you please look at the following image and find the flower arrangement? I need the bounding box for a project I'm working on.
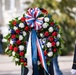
[5,7,63,73]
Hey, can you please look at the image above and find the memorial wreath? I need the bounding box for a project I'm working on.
[5,7,63,75]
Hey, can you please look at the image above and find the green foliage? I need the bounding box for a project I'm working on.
[24,0,76,55]
[3,42,9,54]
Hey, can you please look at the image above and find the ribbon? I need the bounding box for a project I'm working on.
[26,32,33,75]
[25,7,44,30]
[31,29,39,75]
[36,38,50,75]
[25,8,50,75]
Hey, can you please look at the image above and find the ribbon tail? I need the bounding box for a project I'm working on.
[26,32,33,75]
[36,38,50,75]
[31,29,39,75]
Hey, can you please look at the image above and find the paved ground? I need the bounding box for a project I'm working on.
[58,56,73,75]
[0,55,73,75]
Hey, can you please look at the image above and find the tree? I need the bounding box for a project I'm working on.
[24,0,76,55]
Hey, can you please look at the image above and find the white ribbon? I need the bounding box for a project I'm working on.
[26,32,33,75]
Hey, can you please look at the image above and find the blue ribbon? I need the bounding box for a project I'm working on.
[31,29,39,75]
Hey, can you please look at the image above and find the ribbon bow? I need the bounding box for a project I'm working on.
[25,8,50,75]
[25,7,44,30]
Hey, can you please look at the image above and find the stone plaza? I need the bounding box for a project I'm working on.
[0,55,73,75]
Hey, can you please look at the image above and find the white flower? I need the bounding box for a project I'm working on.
[40,33,44,37]
[44,17,50,22]
[2,38,7,42]
[43,23,49,28]
[47,42,52,48]
[42,45,44,48]
[12,51,15,56]
[10,40,14,45]
[15,58,19,61]
[23,31,27,36]
[42,38,46,44]
[19,45,24,51]
[14,26,18,30]
[38,61,41,65]
[56,41,60,46]
[19,35,23,40]
[48,27,54,32]
[19,23,24,28]
[47,52,53,57]
[57,34,61,38]
[25,54,27,58]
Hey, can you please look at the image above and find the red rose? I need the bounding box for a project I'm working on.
[19,51,24,56]
[12,20,17,25]
[11,34,16,39]
[49,37,54,42]
[52,32,57,36]
[52,42,56,46]
[53,48,57,52]
[41,9,48,14]
[44,31,49,37]
[24,62,27,66]
[14,47,18,52]
[16,40,21,45]
[16,29,20,34]
[44,50,47,55]
[24,26,29,31]
[20,58,24,62]
[9,45,13,50]
[50,22,54,26]
[21,17,26,22]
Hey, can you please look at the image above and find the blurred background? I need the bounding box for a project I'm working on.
[0,0,76,75]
